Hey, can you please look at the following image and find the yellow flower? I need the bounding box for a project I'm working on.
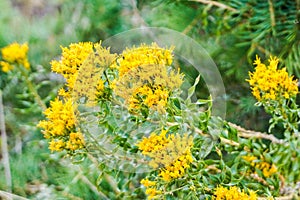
[49,139,65,152]
[257,162,277,178]
[128,85,170,113]
[247,55,298,102]
[213,186,257,200]
[141,178,161,200]
[242,154,277,178]
[112,43,182,114]
[113,52,183,114]
[137,130,193,181]
[242,155,257,163]
[145,188,161,200]
[37,98,85,152]
[141,179,156,187]
[50,42,94,90]
[114,43,174,77]
[137,129,170,155]
[0,42,30,71]
[38,98,76,138]
[0,61,14,72]
[66,132,85,151]
[51,42,116,105]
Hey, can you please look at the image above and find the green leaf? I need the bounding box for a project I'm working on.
[199,137,215,159]
[185,74,201,103]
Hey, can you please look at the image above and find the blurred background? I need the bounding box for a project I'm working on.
[0,0,299,199]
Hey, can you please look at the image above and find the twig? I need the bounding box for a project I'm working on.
[68,164,109,200]
[166,121,284,145]
[220,137,240,147]
[0,90,12,194]
[79,171,109,199]
[228,122,284,144]
[189,0,238,12]
[268,0,276,27]
[61,191,83,200]
[257,194,294,200]
[0,190,28,200]
[206,165,221,173]
[250,173,274,189]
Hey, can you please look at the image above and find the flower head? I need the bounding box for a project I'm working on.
[0,42,30,72]
[242,155,277,178]
[140,178,161,200]
[50,42,94,90]
[113,64,183,114]
[113,43,173,77]
[137,130,193,181]
[247,55,298,101]
[51,42,116,104]
[213,186,257,200]
[37,98,85,152]
[112,43,182,114]
[0,61,14,72]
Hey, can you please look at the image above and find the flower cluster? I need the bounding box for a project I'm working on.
[0,42,30,72]
[39,42,116,152]
[247,55,298,101]
[37,98,84,152]
[53,42,116,104]
[128,85,169,112]
[51,42,94,90]
[137,130,193,182]
[213,186,257,200]
[111,43,173,76]
[137,130,171,155]
[242,155,277,178]
[112,44,183,114]
[140,179,161,200]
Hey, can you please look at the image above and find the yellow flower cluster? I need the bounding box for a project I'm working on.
[112,44,183,113]
[247,55,298,101]
[112,43,173,76]
[37,98,85,152]
[213,186,257,200]
[39,42,118,152]
[72,43,116,105]
[140,178,161,200]
[137,130,193,182]
[0,42,30,72]
[242,155,277,178]
[137,130,171,155]
[52,42,116,104]
[51,42,94,90]
[128,85,169,112]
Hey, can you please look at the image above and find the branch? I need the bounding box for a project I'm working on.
[220,137,240,147]
[189,0,238,12]
[268,0,276,27]
[228,122,284,144]
[0,190,28,200]
[0,90,12,194]
[69,164,109,200]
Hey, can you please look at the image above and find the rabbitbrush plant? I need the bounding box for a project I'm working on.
[35,41,300,200]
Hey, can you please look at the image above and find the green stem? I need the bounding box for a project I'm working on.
[19,66,47,111]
